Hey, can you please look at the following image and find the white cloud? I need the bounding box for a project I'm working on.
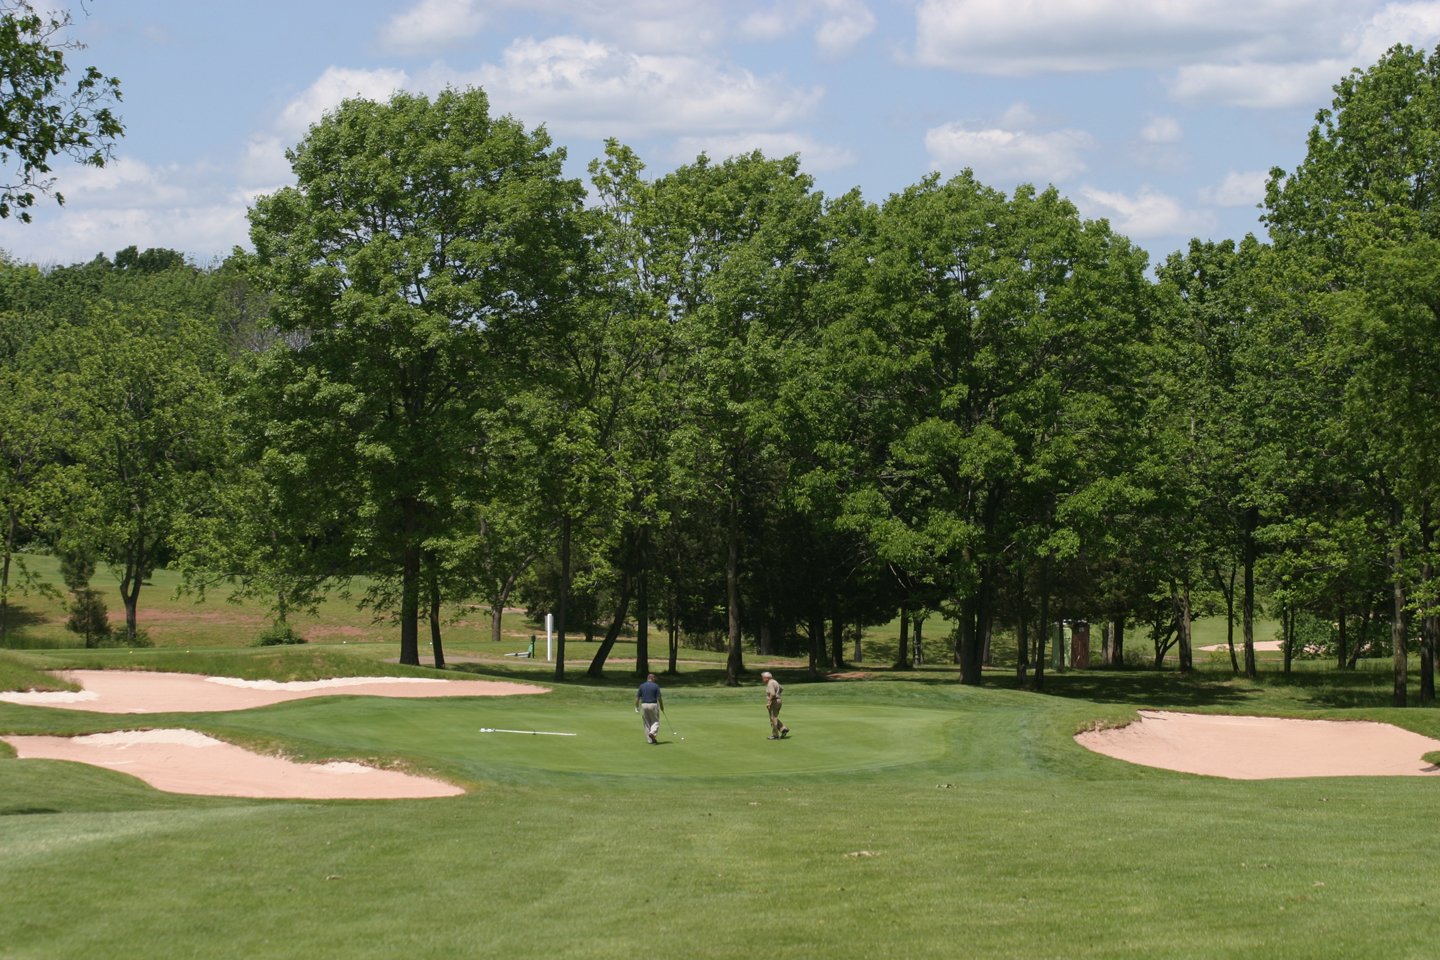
[380,0,486,54]
[998,102,1039,128]
[1076,185,1214,238]
[671,132,856,171]
[925,122,1093,185]
[239,67,412,191]
[913,0,1440,109]
[913,0,1341,74]
[815,0,877,56]
[513,0,727,53]
[740,0,875,55]
[0,159,251,265]
[1353,1,1440,65]
[44,156,192,208]
[274,67,411,140]
[240,134,292,191]
[1141,116,1183,144]
[739,7,797,41]
[1198,169,1269,207]
[459,36,822,139]
[1168,59,1351,107]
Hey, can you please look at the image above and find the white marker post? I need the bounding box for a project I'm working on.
[545,612,554,661]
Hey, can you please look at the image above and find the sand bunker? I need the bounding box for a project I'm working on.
[0,670,547,713]
[0,669,550,798]
[1197,640,1282,652]
[2,728,464,799]
[1076,710,1440,779]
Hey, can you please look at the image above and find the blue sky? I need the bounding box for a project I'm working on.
[4,0,1440,269]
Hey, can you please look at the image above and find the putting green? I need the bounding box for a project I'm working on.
[208,694,958,781]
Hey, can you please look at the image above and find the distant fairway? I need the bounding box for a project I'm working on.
[210,691,959,781]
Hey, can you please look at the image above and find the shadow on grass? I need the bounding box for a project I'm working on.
[450,654,1408,711]
[1022,669,1254,709]
[1247,669,1399,709]
[0,806,62,816]
[446,659,906,691]
[0,605,64,650]
[1021,663,1406,711]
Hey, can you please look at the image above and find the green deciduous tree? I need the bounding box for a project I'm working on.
[247,87,584,666]
[650,151,826,685]
[1265,43,1440,705]
[0,314,66,642]
[847,173,1151,686]
[45,305,227,644]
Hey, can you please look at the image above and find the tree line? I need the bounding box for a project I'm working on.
[4,45,1440,704]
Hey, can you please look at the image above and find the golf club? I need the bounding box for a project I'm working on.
[662,705,683,741]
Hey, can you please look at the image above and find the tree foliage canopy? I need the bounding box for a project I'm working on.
[0,1,122,221]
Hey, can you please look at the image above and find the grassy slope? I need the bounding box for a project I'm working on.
[2,558,1433,959]
[5,651,1440,959]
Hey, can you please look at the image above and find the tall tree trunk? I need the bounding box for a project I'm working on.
[957,593,980,685]
[1112,617,1125,667]
[912,616,924,666]
[1242,507,1258,679]
[428,567,445,669]
[399,544,421,666]
[635,531,650,677]
[1177,573,1193,674]
[808,609,824,676]
[1348,603,1372,670]
[1393,502,1409,707]
[554,514,571,681]
[1015,568,1029,681]
[1282,604,1294,676]
[1220,564,1238,674]
[120,575,141,644]
[978,566,996,671]
[489,568,522,644]
[1336,600,1348,670]
[1422,519,1436,705]
[724,491,744,686]
[852,619,862,664]
[896,606,912,670]
[0,505,14,644]
[1423,610,1437,707]
[588,566,634,678]
[1031,559,1049,692]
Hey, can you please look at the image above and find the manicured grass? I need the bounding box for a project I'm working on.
[3,560,1438,958]
[6,648,1440,959]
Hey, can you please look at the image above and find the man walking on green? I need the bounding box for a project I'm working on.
[762,671,789,740]
[635,673,663,744]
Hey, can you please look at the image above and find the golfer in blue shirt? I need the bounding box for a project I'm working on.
[635,673,663,744]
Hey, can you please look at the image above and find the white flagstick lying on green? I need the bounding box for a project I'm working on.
[479,728,576,736]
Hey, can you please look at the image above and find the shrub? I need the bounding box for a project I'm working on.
[1288,612,1335,659]
[94,627,153,649]
[255,622,306,646]
[65,588,112,648]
